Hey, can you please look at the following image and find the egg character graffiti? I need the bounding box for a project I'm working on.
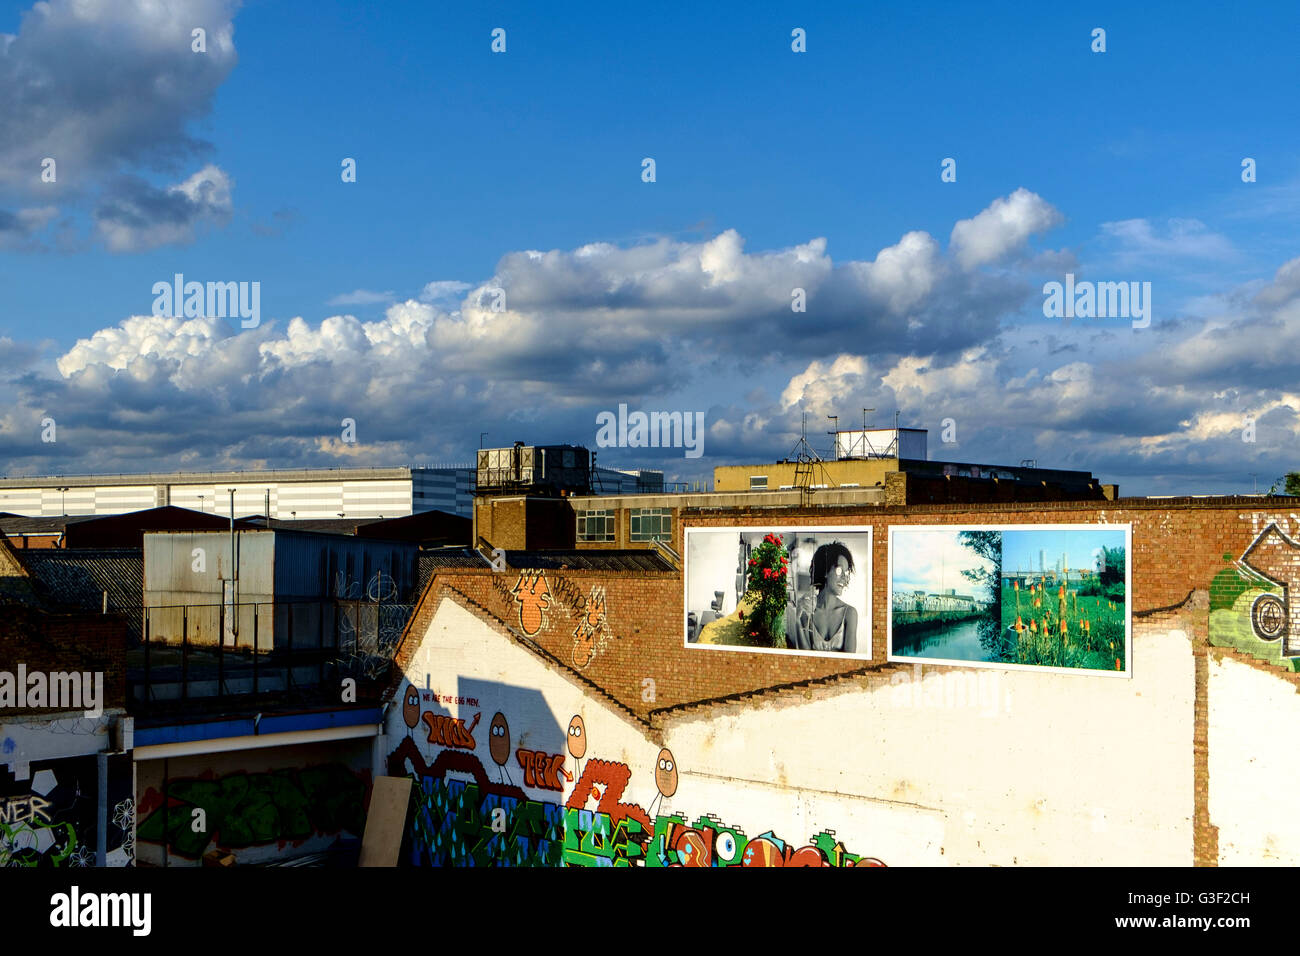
[489,712,510,766]
[567,715,587,759]
[402,684,421,731]
[655,748,678,798]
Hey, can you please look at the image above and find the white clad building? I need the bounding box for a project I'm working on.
[0,466,476,520]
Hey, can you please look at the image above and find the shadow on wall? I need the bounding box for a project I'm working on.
[385,673,886,868]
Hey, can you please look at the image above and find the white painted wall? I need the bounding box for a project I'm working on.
[390,598,1198,865]
[665,626,1195,866]
[1,712,118,775]
[1208,653,1300,865]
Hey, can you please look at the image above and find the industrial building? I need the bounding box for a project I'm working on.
[475,427,1116,555]
[712,425,1106,494]
[0,460,662,523]
[0,466,476,520]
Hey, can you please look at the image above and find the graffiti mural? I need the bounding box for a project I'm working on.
[136,763,368,859]
[1210,521,1300,670]
[387,690,887,868]
[0,754,133,867]
[571,585,613,668]
[422,711,480,749]
[511,571,552,637]
[493,571,619,670]
[648,814,882,868]
[389,737,564,866]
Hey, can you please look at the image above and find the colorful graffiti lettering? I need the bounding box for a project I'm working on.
[512,571,552,637]
[136,764,368,859]
[563,808,646,867]
[423,711,480,749]
[389,713,886,869]
[560,811,884,868]
[410,777,564,867]
[565,758,652,834]
[389,736,564,866]
[515,749,566,791]
[648,815,884,868]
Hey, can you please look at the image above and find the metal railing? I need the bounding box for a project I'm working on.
[127,598,412,713]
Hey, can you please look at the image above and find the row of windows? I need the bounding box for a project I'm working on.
[577,510,615,542]
[577,508,673,542]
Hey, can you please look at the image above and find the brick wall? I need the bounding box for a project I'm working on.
[409,498,1295,716]
[475,497,575,550]
[0,605,128,716]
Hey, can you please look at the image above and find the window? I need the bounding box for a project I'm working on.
[577,509,615,542]
[630,508,672,542]
[750,475,768,490]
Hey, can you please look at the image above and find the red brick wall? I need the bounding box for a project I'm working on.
[405,498,1293,717]
[0,606,128,716]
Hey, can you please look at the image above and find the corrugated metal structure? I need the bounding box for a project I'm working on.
[142,529,419,653]
[13,549,144,641]
[476,444,592,496]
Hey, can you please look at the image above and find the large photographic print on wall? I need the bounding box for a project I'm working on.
[888,525,1131,675]
[684,526,872,659]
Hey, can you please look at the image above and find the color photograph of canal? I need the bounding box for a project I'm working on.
[889,529,1001,663]
[889,525,1131,675]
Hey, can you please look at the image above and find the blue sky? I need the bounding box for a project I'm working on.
[1002,529,1127,576]
[2,0,1298,493]
[892,530,994,596]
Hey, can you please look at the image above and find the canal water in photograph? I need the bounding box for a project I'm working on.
[893,615,1001,661]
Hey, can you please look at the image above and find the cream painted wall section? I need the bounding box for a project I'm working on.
[391,599,1196,865]
[1208,654,1300,865]
[665,626,1196,866]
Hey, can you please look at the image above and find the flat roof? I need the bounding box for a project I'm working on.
[0,466,472,489]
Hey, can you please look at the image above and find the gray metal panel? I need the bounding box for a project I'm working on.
[270,530,419,602]
[144,530,275,604]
